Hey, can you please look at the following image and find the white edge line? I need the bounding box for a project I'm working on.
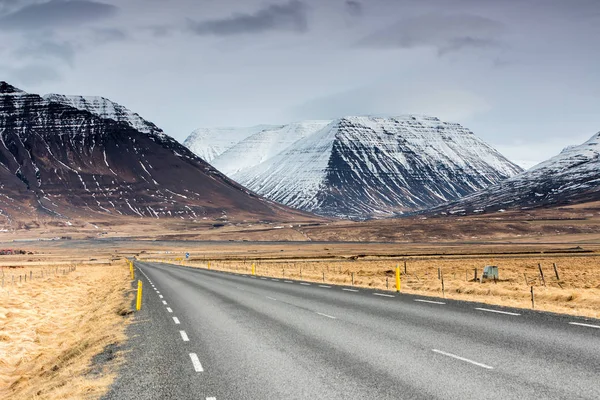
[475,307,520,316]
[569,322,600,329]
[342,288,359,292]
[266,296,277,301]
[414,299,446,305]
[432,349,494,370]
[316,312,337,319]
[300,282,311,286]
[374,293,395,298]
[319,285,331,288]
[173,317,180,324]
[180,330,190,341]
[271,279,280,281]
[189,353,204,372]
[284,280,293,283]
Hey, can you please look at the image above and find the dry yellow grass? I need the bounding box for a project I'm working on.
[0,262,131,400]
[169,255,600,319]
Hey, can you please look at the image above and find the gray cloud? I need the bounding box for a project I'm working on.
[188,0,308,36]
[0,64,61,84]
[345,0,362,17]
[0,0,117,31]
[359,13,505,56]
[0,0,20,14]
[14,40,76,65]
[93,27,127,43]
[145,25,172,38]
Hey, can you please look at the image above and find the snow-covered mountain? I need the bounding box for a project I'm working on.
[211,121,331,175]
[183,125,280,162]
[186,115,523,219]
[0,81,309,225]
[432,131,600,215]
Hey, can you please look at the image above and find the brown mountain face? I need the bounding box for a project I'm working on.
[0,82,312,227]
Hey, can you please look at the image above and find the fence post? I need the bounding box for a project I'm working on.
[531,286,534,309]
[553,263,560,280]
[322,272,325,282]
[441,274,445,298]
[404,260,407,275]
[538,263,546,286]
[474,268,478,282]
[351,272,354,286]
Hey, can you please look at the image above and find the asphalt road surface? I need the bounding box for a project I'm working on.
[104,261,600,400]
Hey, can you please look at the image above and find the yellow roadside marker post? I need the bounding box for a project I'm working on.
[396,264,401,293]
[252,263,256,276]
[208,261,211,270]
[136,280,143,311]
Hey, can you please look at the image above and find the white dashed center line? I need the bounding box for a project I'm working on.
[316,312,337,319]
[475,308,520,316]
[162,300,168,305]
[342,288,359,292]
[166,307,173,313]
[373,293,395,298]
[173,317,180,324]
[206,397,216,400]
[319,285,332,288]
[189,353,204,372]
[414,299,446,305]
[266,296,277,301]
[180,330,189,342]
[159,295,163,298]
[432,349,493,370]
[569,322,600,329]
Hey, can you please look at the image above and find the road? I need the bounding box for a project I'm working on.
[104,261,600,400]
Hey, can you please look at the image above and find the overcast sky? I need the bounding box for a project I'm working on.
[1,0,599,168]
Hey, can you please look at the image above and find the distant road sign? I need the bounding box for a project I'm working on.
[185,252,190,259]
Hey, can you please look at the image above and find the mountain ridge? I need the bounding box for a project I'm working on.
[0,82,312,227]
[430,130,600,215]
[185,115,523,219]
